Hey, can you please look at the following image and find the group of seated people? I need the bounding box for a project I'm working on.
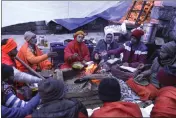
[1,28,176,118]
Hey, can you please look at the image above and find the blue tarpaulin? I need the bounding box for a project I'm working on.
[48,1,132,31]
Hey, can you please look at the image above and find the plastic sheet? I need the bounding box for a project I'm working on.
[151,6,176,21]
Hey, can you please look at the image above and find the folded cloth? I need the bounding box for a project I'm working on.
[126,78,159,101]
[120,66,137,73]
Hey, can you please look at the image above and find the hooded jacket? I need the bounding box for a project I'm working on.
[30,99,88,118]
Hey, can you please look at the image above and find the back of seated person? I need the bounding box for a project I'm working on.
[26,78,88,118]
[91,78,142,118]
[150,86,176,118]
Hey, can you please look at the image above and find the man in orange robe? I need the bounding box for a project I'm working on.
[91,78,142,118]
[16,31,57,73]
[60,31,90,69]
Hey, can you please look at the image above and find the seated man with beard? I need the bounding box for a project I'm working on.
[60,31,90,69]
[16,31,57,73]
[102,29,148,81]
[126,41,176,101]
[93,28,121,62]
[1,38,42,84]
[106,29,147,68]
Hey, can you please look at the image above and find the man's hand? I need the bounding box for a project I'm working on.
[136,74,145,81]
[47,52,58,57]
[72,53,79,59]
[137,63,145,70]
[100,51,107,57]
[94,53,100,60]
[122,62,129,67]
[82,60,87,65]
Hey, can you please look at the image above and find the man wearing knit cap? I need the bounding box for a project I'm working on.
[92,28,121,62]
[91,78,142,117]
[101,29,147,81]
[28,78,88,118]
[60,30,90,69]
[16,31,58,73]
[106,29,148,68]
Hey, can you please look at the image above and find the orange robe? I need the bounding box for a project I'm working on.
[60,38,90,69]
[91,102,142,118]
[151,86,176,118]
[16,42,51,72]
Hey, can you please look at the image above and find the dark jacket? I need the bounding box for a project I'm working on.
[108,41,148,67]
[31,98,88,118]
[93,39,120,61]
[1,94,40,118]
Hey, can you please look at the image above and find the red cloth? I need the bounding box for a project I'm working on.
[2,38,17,54]
[151,86,176,118]
[2,52,16,67]
[1,38,17,66]
[79,112,88,118]
[91,102,142,118]
[60,38,90,69]
[126,78,159,101]
[157,68,176,87]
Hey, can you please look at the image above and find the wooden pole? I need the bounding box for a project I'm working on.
[15,56,45,80]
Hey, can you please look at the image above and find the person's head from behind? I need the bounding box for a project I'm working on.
[158,41,176,67]
[98,78,121,102]
[73,30,86,43]
[24,31,37,46]
[130,29,144,45]
[38,78,65,103]
[1,38,18,57]
[1,64,14,83]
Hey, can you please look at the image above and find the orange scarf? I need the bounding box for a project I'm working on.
[2,38,17,53]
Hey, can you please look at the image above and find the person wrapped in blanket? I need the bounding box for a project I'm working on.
[26,78,88,118]
[92,28,121,62]
[102,29,148,81]
[1,64,40,118]
[126,41,176,102]
[60,31,90,69]
[135,40,176,88]
[2,38,42,100]
[91,78,142,118]
[150,41,176,118]
[16,31,58,74]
